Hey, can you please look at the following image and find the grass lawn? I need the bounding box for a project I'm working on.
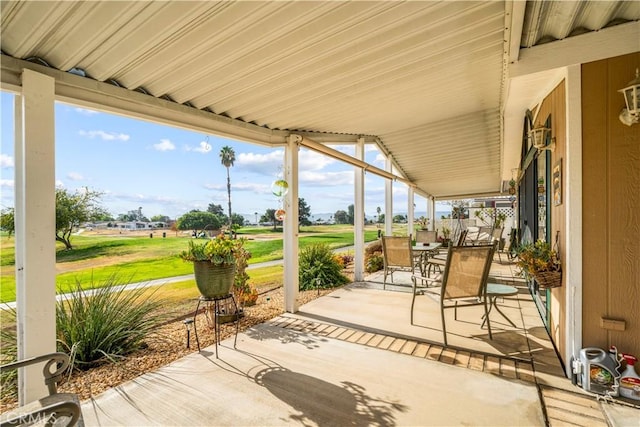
[0,226,380,302]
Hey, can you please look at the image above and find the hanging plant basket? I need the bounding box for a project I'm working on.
[533,269,562,289]
[193,261,235,298]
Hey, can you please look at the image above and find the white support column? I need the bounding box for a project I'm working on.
[564,64,583,375]
[384,158,393,236]
[353,138,365,281]
[407,187,415,238]
[15,69,57,403]
[430,197,437,232]
[283,135,300,313]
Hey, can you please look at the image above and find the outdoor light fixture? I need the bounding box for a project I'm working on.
[528,124,555,152]
[619,68,640,126]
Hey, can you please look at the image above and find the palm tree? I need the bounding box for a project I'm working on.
[219,146,236,230]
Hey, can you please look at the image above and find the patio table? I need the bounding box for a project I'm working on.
[412,243,442,276]
[482,283,518,327]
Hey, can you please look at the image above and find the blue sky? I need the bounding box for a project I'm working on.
[1,91,444,221]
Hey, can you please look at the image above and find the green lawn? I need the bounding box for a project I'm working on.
[0,226,379,302]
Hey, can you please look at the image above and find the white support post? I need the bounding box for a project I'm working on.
[407,187,415,238]
[564,65,583,374]
[430,197,436,232]
[354,138,365,281]
[283,135,300,313]
[384,158,393,236]
[15,69,57,403]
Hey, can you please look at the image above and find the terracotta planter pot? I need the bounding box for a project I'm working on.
[193,261,235,298]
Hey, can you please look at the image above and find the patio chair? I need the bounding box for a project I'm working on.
[425,229,468,277]
[410,243,496,346]
[469,226,493,245]
[0,352,84,427]
[381,235,416,289]
[415,230,437,244]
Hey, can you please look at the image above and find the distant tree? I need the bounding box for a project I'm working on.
[207,203,225,216]
[334,210,349,224]
[117,213,136,222]
[299,198,312,227]
[376,206,382,218]
[378,213,385,224]
[94,212,114,221]
[56,188,106,250]
[393,214,406,223]
[230,213,245,227]
[219,146,236,230]
[150,215,171,223]
[0,207,15,237]
[176,210,221,236]
[260,209,277,231]
[347,204,354,225]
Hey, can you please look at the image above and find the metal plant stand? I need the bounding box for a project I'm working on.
[192,294,239,357]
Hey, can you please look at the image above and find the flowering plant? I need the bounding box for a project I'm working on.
[515,240,560,278]
[179,233,238,265]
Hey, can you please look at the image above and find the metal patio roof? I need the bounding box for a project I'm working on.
[1,0,638,199]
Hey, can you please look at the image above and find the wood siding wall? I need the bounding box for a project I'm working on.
[534,82,567,359]
[582,53,640,358]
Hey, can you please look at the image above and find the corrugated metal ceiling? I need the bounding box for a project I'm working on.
[1,1,638,200]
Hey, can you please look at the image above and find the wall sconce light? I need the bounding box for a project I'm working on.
[619,68,640,126]
[528,124,555,152]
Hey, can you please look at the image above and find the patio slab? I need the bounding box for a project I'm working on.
[79,269,639,426]
[81,321,544,426]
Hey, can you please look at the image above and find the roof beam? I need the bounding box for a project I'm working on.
[1,55,289,146]
[510,21,640,77]
[296,135,414,187]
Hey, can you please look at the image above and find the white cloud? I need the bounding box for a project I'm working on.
[153,139,175,151]
[299,150,335,171]
[1,154,14,168]
[300,170,353,186]
[184,140,211,153]
[373,153,385,165]
[55,180,65,188]
[236,150,284,175]
[74,108,99,116]
[0,179,14,188]
[78,130,130,141]
[67,172,84,181]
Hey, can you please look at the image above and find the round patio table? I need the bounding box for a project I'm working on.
[482,283,518,327]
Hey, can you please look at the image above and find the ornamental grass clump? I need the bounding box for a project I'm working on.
[299,243,349,291]
[56,274,168,369]
[0,306,18,403]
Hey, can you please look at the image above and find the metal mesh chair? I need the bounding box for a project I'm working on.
[0,352,84,427]
[415,230,437,244]
[381,235,416,289]
[411,243,496,346]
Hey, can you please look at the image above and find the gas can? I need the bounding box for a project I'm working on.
[579,347,620,396]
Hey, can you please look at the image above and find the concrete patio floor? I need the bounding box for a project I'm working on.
[81,263,640,426]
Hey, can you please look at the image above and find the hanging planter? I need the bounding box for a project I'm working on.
[275,209,286,221]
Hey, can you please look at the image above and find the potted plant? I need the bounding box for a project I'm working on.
[515,240,562,288]
[179,234,239,299]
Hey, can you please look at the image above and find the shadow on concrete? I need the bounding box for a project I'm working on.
[254,366,408,427]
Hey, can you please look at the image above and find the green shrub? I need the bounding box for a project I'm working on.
[299,243,349,291]
[365,239,384,272]
[0,306,17,403]
[365,254,384,273]
[56,274,167,369]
